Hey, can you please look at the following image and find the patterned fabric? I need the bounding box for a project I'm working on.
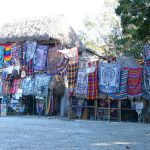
[10,79,22,94]
[34,45,48,71]
[34,74,52,97]
[109,68,129,100]
[21,43,26,66]
[0,46,4,68]
[87,61,98,100]
[22,76,34,95]
[143,44,150,100]
[25,41,37,62]
[2,81,9,96]
[46,48,65,75]
[127,67,142,97]
[0,78,2,95]
[11,43,21,65]
[143,44,150,75]
[99,62,121,93]
[4,44,12,65]
[27,60,34,75]
[57,56,69,76]
[75,70,88,95]
[67,62,79,96]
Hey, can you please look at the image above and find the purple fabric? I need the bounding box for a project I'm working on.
[34,45,48,71]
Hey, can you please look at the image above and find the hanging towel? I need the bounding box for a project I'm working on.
[25,41,37,62]
[127,67,142,97]
[34,45,48,71]
[99,62,121,93]
[109,68,129,100]
[87,61,98,100]
[0,46,4,68]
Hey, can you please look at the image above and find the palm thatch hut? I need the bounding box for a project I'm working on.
[0,15,86,117]
[0,15,85,51]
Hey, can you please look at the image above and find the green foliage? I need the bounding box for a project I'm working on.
[115,0,150,59]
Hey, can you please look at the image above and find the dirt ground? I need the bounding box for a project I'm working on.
[0,116,150,150]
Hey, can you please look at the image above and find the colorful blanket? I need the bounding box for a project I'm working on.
[99,62,121,93]
[109,68,129,100]
[10,79,22,94]
[87,61,98,100]
[11,43,21,65]
[34,74,52,97]
[0,46,4,68]
[25,41,37,62]
[67,62,79,96]
[75,70,88,95]
[4,44,12,66]
[22,77,35,95]
[127,67,142,97]
[34,45,48,71]
[46,48,65,75]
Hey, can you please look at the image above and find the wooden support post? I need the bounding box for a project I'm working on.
[108,97,111,122]
[95,100,97,120]
[118,100,121,122]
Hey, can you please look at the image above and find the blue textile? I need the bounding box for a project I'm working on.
[0,46,4,68]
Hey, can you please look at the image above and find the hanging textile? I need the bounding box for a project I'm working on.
[142,44,150,100]
[36,100,44,115]
[99,62,121,93]
[34,74,52,97]
[9,79,22,94]
[22,76,34,95]
[143,44,150,75]
[59,47,79,96]
[109,68,129,100]
[0,78,2,95]
[4,44,12,66]
[0,46,4,68]
[11,43,21,65]
[27,60,34,75]
[46,47,65,75]
[127,67,142,97]
[87,61,98,100]
[75,70,88,95]
[25,41,37,62]
[21,43,26,66]
[2,81,9,96]
[34,45,48,71]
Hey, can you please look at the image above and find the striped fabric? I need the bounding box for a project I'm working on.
[4,44,12,65]
[109,68,129,100]
[11,43,21,65]
[127,67,142,97]
[87,61,98,100]
[0,46,4,68]
[67,62,78,96]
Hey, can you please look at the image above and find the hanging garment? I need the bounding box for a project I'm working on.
[22,76,34,95]
[143,44,150,75]
[99,62,121,93]
[34,45,48,71]
[67,62,79,96]
[0,78,3,95]
[2,81,9,96]
[143,74,150,101]
[4,44,12,66]
[36,100,44,115]
[127,67,142,97]
[109,68,129,100]
[0,46,4,68]
[21,43,26,66]
[87,61,98,100]
[46,48,65,75]
[75,70,88,95]
[10,79,22,94]
[25,41,37,62]
[34,74,52,97]
[27,60,34,75]
[11,43,21,65]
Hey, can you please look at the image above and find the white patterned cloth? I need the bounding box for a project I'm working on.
[99,62,121,93]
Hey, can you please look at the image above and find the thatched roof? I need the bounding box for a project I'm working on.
[0,15,85,51]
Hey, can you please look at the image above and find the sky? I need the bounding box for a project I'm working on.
[0,0,106,31]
